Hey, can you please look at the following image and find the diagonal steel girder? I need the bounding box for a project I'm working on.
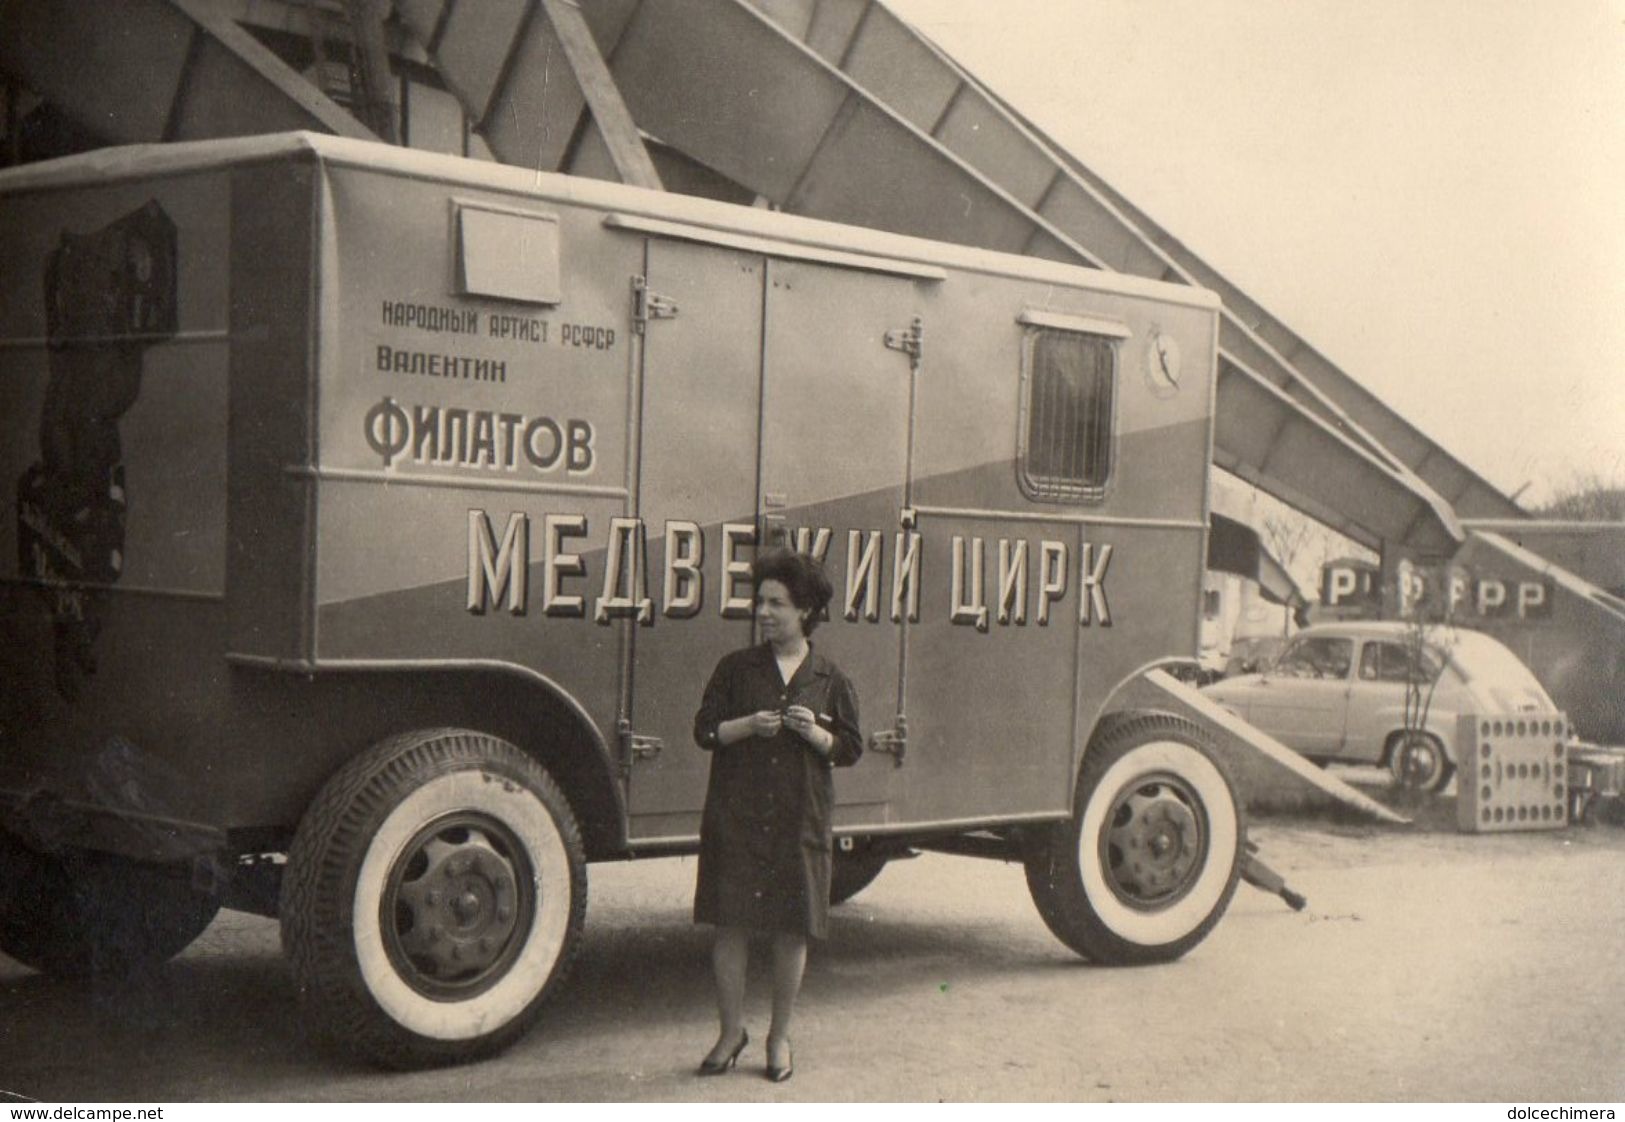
[400,0,1461,555]
[0,0,373,144]
[395,0,661,188]
[740,0,1519,525]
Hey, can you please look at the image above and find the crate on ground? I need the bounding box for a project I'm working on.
[1455,713,1568,833]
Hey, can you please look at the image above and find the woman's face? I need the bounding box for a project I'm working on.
[755,578,807,643]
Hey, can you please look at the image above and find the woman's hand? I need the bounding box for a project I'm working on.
[715,710,782,745]
[746,709,785,738]
[784,705,834,755]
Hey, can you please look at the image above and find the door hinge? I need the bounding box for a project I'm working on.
[632,275,679,333]
[868,715,908,767]
[618,719,665,770]
[883,316,923,368]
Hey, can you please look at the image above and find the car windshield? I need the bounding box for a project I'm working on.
[1271,636,1353,680]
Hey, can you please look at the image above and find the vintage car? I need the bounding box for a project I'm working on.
[1201,621,1555,791]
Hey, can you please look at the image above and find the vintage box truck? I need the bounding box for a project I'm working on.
[0,133,1240,1066]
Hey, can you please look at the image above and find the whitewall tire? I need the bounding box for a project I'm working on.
[1026,713,1243,965]
[281,729,586,1067]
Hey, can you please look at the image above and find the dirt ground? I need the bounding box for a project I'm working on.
[1,785,1622,1103]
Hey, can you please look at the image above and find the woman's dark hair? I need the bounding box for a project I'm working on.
[751,547,834,635]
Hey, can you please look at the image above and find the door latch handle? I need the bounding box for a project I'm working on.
[618,720,664,764]
[631,275,679,333]
[883,317,923,368]
[868,716,908,767]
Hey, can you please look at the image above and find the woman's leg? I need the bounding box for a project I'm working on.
[767,931,807,1064]
[705,925,750,1062]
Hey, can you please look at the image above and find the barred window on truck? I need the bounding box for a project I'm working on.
[1018,324,1118,502]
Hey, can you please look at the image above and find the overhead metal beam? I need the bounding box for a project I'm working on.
[0,0,373,144]
[857,2,1524,522]
[396,0,659,188]
[1215,351,1461,556]
[538,0,661,189]
[752,1,1455,474]
[395,0,1463,554]
[343,0,400,143]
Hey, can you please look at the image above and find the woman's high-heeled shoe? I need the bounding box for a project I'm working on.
[765,1038,793,1083]
[697,1029,749,1076]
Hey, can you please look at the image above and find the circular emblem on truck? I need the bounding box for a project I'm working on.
[1144,330,1182,398]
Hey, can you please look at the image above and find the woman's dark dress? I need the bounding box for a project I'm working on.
[692,643,863,938]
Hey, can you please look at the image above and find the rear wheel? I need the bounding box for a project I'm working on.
[0,833,219,977]
[1388,732,1451,792]
[1025,713,1243,965]
[280,729,586,1068]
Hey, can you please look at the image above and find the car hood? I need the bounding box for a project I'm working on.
[1200,674,1264,709]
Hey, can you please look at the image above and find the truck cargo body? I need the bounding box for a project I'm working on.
[2,133,1218,854]
[1,135,1232,1064]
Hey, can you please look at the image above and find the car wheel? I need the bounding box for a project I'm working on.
[1388,732,1452,793]
[0,832,220,978]
[1024,712,1244,965]
[280,728,586,1068]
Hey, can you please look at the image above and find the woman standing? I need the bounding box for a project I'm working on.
[691,548,863,1082]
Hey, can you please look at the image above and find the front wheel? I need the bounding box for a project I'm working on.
[280,729,586,1068]
[1025,712,1243,965]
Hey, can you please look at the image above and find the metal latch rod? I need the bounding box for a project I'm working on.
[868,714,908,767]
[631,275,679,333]
[618,719,665,769]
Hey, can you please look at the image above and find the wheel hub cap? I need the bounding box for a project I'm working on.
[385,816,533,996]
[1101,776,1207,910]
[1398,740,1439,788]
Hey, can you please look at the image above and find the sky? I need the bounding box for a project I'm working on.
[887,0,1625,509]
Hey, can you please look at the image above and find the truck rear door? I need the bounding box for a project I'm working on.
[624,240,917,840]
[623,238,760,843]
[757,257,919,830]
